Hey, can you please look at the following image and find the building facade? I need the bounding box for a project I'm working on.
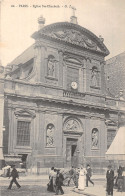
[106,51,125,99]
[0,16,125,173]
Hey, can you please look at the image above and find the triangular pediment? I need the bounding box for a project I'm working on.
[14,109,36,118]
[32,22,109,56]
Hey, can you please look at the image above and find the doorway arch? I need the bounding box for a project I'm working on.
[63,117,84,167]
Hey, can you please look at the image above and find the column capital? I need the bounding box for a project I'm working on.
[34,41,47,50]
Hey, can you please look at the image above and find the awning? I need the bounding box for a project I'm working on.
[105,126,125,160]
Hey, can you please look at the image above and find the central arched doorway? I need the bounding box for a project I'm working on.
[66,138,78,167]
[63,117,83,168]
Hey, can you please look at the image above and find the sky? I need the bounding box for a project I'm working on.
[0,0,125,66]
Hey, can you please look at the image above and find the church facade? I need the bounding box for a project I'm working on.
[1,15,125,173]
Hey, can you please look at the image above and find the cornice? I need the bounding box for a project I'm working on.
[63,131,83,135]
[4,91,125,114]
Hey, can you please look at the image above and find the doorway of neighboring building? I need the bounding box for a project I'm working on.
[19,154,28,169]
[66,138,78,167]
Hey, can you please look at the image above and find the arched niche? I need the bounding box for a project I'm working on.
[46,123,55,147]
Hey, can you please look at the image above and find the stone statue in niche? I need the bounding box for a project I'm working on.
[46,124,54,146]
[92,129,98,148]
[65,119,79,132]
[91,67,98,87]
[47,57,56,77]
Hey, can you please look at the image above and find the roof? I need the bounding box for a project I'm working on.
[105,51,125,98]
[106,51,125,64]
[105,126,125,160]
[10,44,34,66]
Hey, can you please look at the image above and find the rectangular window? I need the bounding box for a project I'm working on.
[67,66,79,90]
[17,121,30,146]
[107,129,116,149]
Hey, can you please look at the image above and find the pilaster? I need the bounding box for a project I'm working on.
[34,43,46,82]
[58,50,64,87]
[101,61,106,94]
[63,60,67,89]
[83,59,87,92]
[79,67,83,93]
[8,107,16,154]
[86,58,91,91]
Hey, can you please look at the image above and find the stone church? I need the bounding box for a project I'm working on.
[0,14,125,173]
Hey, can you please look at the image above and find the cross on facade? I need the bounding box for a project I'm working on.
[71,6,76,17]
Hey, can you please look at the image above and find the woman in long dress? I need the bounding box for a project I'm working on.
[78,167,86,190]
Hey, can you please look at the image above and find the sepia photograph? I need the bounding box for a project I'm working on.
[0,0,125,195]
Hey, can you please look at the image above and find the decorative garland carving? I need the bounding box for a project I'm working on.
[48,29,98,50]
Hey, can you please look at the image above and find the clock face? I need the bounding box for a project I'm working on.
[71,82,78,89]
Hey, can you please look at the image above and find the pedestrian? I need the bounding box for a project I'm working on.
[47,167,55,192]
[86,164,94,187]
[116,166,123,192]
[78,166,86,190]
[73,168,79,188]
[106,165,114,196]
[68,166,75,186]
[8,165,21,190]
[6,165,11,177]
[55,169,64,195]
[53,168,57,192]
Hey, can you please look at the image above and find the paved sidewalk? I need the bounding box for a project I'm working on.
[73,185,124,196]
[0,174,105,180]
[0,174,124,196]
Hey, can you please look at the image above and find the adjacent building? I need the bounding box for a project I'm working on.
[106,51,125,99]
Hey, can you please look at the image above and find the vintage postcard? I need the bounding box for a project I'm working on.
[0,0,125,195]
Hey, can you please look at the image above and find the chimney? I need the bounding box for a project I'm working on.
[99,35,104,42]
[38,15,45,30]
[70,6,78,24]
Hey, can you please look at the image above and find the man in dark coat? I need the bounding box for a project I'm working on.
[8,165,21,190]
[117,166,123,192]
[86,164,94,187]
[106,165,114,196]
[55,169,64,195]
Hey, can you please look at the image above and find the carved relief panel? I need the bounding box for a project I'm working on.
[49,29,99,51]
[63,117,83,134]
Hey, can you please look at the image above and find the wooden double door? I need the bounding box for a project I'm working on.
[66,138,79,167]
